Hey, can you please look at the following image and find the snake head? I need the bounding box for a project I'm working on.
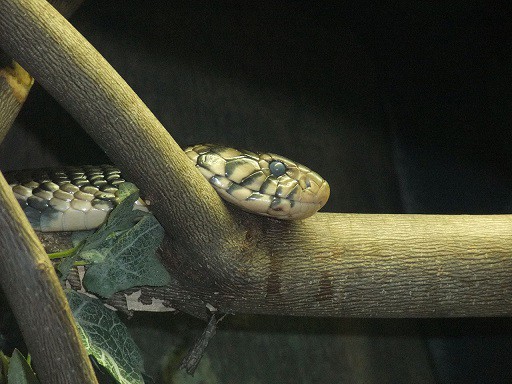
[184,144,330,220]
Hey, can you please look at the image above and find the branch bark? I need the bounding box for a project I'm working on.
[0,0,82,144]
[1,0,511,322]
[0,0,247,286]
[43,213,512,318]
[0,51,33,143]
[0,172,98,383]
[0,2,97,383]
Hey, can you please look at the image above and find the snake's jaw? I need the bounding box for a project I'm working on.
[185,144,330,220]
[7,144,329,233]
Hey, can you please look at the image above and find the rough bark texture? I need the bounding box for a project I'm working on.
[0,0,248,286]
[2,0,512,321]
[0,52,33,143]
[0,2,97,383]
[0,0,81,144]
[41,212,512,318]
[0,173,98,383]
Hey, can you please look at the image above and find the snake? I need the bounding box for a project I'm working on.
[5,144,330,232]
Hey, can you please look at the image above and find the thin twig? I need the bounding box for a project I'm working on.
[180,313,226,375]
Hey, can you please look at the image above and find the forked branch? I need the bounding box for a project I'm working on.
[0,0,511,321]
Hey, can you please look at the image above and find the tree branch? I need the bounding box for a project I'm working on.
[0,0,82,144]
[43,213,512,318]
[0,2,97,383]
[1,0,511,321]
[0,51,33,143]
[0,172,98,383]
[0,0,247,286]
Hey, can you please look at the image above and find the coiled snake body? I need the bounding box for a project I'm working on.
[6,144,330,232]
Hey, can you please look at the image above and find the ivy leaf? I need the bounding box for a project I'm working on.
[57,253,80,282]
[79,182,148,260]
[66,290,145,384]
[82,214,171,298]
[56,183,143,280]
[0,351,9,384]
[7,349,39,384]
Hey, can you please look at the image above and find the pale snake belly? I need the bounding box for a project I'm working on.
[6,144,330,232]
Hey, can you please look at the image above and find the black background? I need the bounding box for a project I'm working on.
[1,2,511,383]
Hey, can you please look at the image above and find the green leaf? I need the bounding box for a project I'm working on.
[55,183,143,280]
[82,183,147,253]
[71,230,95,247]
[0,351,9,384]
[76,183,147,264]
[7,349,39,384]
[57,252,80,281]
[82,214,171,298]
[66,290,144,384]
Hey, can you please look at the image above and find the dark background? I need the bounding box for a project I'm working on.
[1,1,511,383]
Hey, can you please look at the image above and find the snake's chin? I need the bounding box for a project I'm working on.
[184,143,330,220]
[210,171,330,220]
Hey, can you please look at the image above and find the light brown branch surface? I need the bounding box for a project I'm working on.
[0,172,98,383]
[0,0,80,144]
[42,212,512,318]
[0,54,33,143]
[0,0,247,285]
[1,0,512,320]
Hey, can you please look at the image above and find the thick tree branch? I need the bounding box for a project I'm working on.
[1,0,512,321]
[0,172,98,383]
[43,213,512,318]
[0,0,247,286]
[0,0,82,144]
[0,2,98,383]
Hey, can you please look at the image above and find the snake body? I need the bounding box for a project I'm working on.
[6,144,329,232]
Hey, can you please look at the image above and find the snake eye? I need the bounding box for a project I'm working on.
[269,160,287,177]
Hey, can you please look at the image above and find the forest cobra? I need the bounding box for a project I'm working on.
[6,144,330,232]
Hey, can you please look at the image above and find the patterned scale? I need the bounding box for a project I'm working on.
[184,144,330,220]
[7,165,146,232]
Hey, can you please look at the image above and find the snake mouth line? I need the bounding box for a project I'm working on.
[215,178,330,220]
[7,144,329,231]
[183,143,330,220]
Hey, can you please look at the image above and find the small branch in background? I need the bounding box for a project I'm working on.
[0,0,84,145]
[48,0,85,18]
[0,51,33,144]
[180,313,226,375]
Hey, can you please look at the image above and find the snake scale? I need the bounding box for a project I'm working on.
[6,144,330,232]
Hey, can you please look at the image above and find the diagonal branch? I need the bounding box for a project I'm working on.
[0,0,246,285]
[1,0,512,321]
[0,0,82,144]
[0,2,96,383]
[0,172,98,383]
